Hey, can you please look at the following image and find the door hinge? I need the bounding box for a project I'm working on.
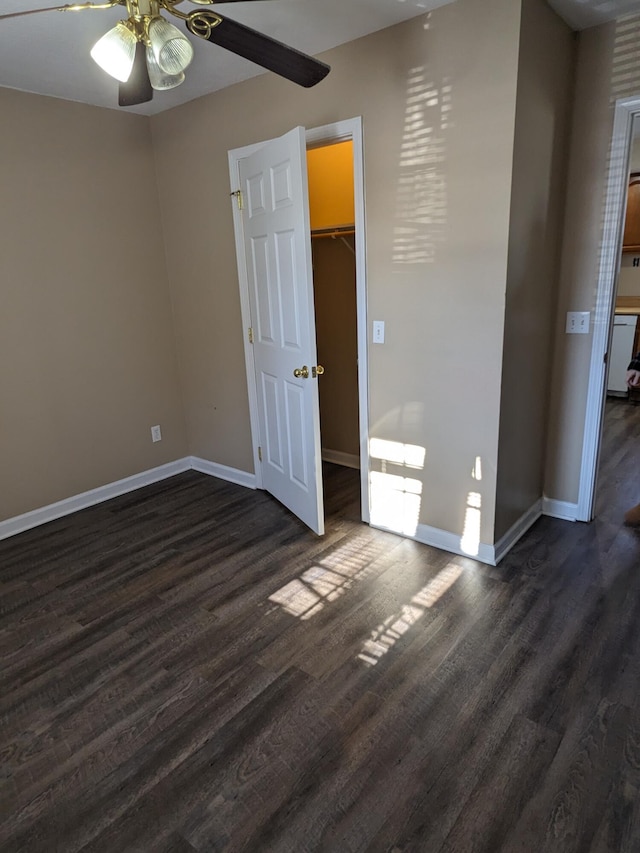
[248,327,254,344]
[258,446,262,462]
[230,189,243,210]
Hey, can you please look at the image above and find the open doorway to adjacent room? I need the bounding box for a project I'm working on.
[592,112,640,524]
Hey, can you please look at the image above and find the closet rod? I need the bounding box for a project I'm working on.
[311,225,355,238]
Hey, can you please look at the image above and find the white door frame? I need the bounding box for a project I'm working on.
[578,95,638,520]
[228,116,370,523]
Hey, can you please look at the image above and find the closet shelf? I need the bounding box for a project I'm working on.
[311,225,355,238]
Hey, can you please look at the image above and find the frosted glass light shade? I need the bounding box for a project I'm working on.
[90,22,137,82]
[148,17,193,75]
[145,46,185,91]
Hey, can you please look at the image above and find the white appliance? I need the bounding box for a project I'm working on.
[608,314,638,395]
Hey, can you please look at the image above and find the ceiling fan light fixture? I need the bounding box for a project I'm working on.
[145,45,185,91]
[148,16,194,76]
[90,21,137,83]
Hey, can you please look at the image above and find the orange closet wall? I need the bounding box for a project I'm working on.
[307,141,355,230]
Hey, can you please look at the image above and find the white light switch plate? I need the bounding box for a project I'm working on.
[566,311,590,334]
[373,320,385,343]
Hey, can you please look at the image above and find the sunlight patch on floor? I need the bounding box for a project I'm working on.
[267,535,388,621]
[358,563,463,666]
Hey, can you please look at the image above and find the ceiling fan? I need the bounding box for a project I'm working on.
[0,0,331,107]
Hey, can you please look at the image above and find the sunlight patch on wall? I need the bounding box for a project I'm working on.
[370,438,426,469]
[369,438,426,536]
[611,16,640,103]
[370,472,423,536]
[358,563,463,666]
[393,64,452,265]
[460,490,482,557]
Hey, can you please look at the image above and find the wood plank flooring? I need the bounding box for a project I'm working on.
[1,401,639,852]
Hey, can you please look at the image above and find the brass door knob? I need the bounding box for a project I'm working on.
[312,365,325,378]
[293,365,309,379]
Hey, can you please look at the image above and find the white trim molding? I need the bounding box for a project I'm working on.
[0,458,191,542]
[228,116,370,527]
[1,456,550,567]
[542,496,579,522]
[413,523,497,566]
[578,95,640,521]
[321,449,360,470]
[0,457,258,542]
[372,499,544,567]
[493,500,543,565]
[368,520,496,566]
[189,456,257,489]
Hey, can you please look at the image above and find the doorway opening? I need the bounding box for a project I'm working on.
[228,117,370,534]
[595,115,640,523]
[580,96,640,521]
[307,140,360,503]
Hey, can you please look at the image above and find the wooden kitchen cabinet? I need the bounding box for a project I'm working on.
[623,172,640,252]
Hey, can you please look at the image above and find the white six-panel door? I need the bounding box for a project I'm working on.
[238,127,324,534]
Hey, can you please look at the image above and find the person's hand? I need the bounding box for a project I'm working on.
[627,369,640,388]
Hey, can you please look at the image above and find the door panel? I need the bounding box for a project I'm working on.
[239,126,324,534]
[262,373,284,471]
[285,380,307,486]
[275,232,301,348]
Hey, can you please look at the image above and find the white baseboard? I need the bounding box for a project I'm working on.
[369,520,496,566]
[321,449,360,469]
[414,523,497,566]
[0,458,192,542]
[0,455,560,565]
[542,496,578,522]
[371,499,544,567]
[0,456,258,542]
[493,499,543,565]
[189,456,257,490]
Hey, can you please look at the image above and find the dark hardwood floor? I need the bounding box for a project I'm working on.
[1,402,639,852]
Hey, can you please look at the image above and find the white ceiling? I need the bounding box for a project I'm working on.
[1,0,640,115]
[548,0,640,28]
[0,0,456,115]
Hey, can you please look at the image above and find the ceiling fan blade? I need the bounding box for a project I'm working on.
[118,42,153,107]
[0,2,120,22]
[187,14,330,88]
[0,5,64,20]
[0,0,269,16]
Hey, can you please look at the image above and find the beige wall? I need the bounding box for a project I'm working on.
[151,0,522,547]
[3,0,582,554]
[0,89,187,522]
[544,18,638,503]
[495,0,574,538]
